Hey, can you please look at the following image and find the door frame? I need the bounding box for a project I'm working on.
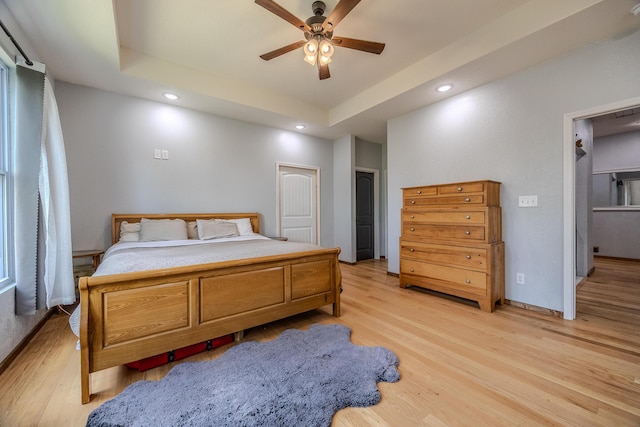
[355,166,380,259]
[275,162,321,245]
[562,94,640,320]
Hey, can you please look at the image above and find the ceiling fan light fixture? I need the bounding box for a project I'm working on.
[256,0,386,80]
[304,38,319,56]
[319,39,334,56]
[318,54,332,66]
[304,36,334,66]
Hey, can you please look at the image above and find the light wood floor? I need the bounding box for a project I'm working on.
[1,257,639,426]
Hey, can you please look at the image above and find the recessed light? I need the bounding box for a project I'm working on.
[436,84,453,92]
[163,93,179,100]
[295,124,306,130]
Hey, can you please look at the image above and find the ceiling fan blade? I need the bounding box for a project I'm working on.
[318,64,330,80]
[255,0,311,32]
[260,40,306,61]
[332,37,385,54]
[322,0,361,32]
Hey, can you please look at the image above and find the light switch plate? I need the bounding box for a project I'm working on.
[518,195,538,207]
[154,149,161,159]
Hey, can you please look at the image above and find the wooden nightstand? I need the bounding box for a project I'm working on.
[72,250,104,300]
[72,249,104,269]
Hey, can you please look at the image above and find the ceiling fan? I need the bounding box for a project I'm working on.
[255,0,385,80]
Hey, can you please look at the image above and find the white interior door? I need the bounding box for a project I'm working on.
[277,164,319,244]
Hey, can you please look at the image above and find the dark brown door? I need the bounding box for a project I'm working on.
[356,171,374,261]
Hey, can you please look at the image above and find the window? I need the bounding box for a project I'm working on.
[0,59,13,288]
[620,178,640,206]
[593,171,640,207]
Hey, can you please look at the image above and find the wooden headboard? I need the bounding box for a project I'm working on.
[111,213,261,245]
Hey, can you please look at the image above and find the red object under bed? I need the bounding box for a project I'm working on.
[126,335,233,371]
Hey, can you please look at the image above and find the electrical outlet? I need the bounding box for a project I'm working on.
[518,195,538,207]
[154,149,161,159]
[516,273,525,285]
[161,149,169,160]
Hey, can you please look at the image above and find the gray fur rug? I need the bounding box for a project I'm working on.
[86,324,400,427]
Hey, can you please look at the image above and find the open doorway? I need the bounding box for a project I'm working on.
[590,107,640,259]
[563,96,640,319]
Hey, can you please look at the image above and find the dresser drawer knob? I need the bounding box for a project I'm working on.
[410,268,414,273]
[410,227,415,232]
[457,187,463,191]
[417,190,422,194]
[466,255,472,259]
[410,248,415,252]
[410,215,415,219]
[465,279,471,284]
[411,200,416,204]
[465,231,471,235]
[466,215,471,219]
[465,197,471,202]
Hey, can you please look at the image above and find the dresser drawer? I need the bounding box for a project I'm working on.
[404,194,485,207]
[400,259,487,294]
[403,186,438,197]
[400,240,487,271]
[403,223,486,242]
[402,180,501,207]
[402,210,485,225]
[439,182,485,195]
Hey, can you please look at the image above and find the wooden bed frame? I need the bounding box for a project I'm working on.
[79,213,342,403]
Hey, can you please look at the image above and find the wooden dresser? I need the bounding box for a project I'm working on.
[399,180,504,312]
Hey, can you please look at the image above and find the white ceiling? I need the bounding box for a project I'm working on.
[3,0,640,143]
[592,107,640,138]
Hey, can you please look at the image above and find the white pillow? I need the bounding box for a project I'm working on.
[187,221,198,239]
[196,219,239,240]
[139,218,188,242]
[215,218,254,236]
[119,221,141,242]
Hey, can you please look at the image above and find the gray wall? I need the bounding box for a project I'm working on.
[592,211,640,259]
[592,130,640,260]
[355,138,382,170]
[56,82,336,251]
[592,173,617,207]
[333,135,355,262]
[355,138,386,258]
[382,143,388,258]
[388,29,640,311]
[593,131,640,172]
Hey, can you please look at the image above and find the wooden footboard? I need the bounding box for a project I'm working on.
[79,213,341,403]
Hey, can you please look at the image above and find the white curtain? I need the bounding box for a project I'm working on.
[38,76,74,307]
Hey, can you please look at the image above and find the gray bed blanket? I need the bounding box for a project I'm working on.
[94,239,323,277]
